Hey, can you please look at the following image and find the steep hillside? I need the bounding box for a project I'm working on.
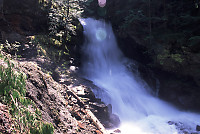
[0,0,115,133]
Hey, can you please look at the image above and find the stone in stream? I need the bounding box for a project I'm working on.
[196,125,200,131]
[168,121,174,125]
[109,114,120,127]
[89,102,120,128]
[167,121,199,133]
[114,129,121,133]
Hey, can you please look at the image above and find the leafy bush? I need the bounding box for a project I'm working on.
[48,0,83,46]
[1,40,21,56]
[30,35,69,63]
[0,57,54,133]
[0,58,26,102]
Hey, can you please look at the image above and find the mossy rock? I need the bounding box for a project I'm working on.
[188,36,200,52]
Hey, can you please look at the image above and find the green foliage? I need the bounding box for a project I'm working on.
[38,0,51,11]
[30,123,54,134]
[0,58,26,102]
[30,35,69,63]
[120,9,146,29]
[31,35,63,48]
[157,49,169,65]
[2,40,21,56]
[48,0,82,45]
[171,54,184,63]
[157,49,184,65]
[0,57,54,133]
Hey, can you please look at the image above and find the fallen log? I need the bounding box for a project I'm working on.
[65,85,108,134]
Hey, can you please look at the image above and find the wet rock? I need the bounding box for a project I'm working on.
[90,102,109,121]
[103,114,120,128]
[157,70,200,111]
[114,129,121,133]
[109,114,120,127]
[168,121,174,125]
[196,125,200,131]
[90,102,108,113]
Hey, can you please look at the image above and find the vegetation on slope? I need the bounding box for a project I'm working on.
[0,52,54,133]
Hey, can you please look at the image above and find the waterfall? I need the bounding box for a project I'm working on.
[80,18,200,134]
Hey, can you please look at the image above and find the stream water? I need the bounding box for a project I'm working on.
[80,18,200,134]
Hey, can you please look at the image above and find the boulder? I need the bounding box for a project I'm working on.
[196,125,200,131]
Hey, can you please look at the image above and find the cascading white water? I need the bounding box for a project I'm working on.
[80,18,200,134]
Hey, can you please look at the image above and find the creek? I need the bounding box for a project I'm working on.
[80,18,200,134]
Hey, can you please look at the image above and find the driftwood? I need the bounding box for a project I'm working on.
[65,85,108,134]
[85,109,108,134]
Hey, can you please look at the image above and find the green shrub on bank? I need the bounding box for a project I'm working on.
[0,57,54,134]
[30,35,69,63]
[0,58,26,102]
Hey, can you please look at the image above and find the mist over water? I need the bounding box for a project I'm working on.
[80,18,200,134]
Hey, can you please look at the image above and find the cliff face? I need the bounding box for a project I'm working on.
[0,0,48,42]
[84,0,200,111]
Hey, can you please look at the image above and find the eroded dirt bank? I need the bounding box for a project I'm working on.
[0,41,119,134]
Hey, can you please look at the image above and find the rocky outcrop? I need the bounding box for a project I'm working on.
[18,60,108,133]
